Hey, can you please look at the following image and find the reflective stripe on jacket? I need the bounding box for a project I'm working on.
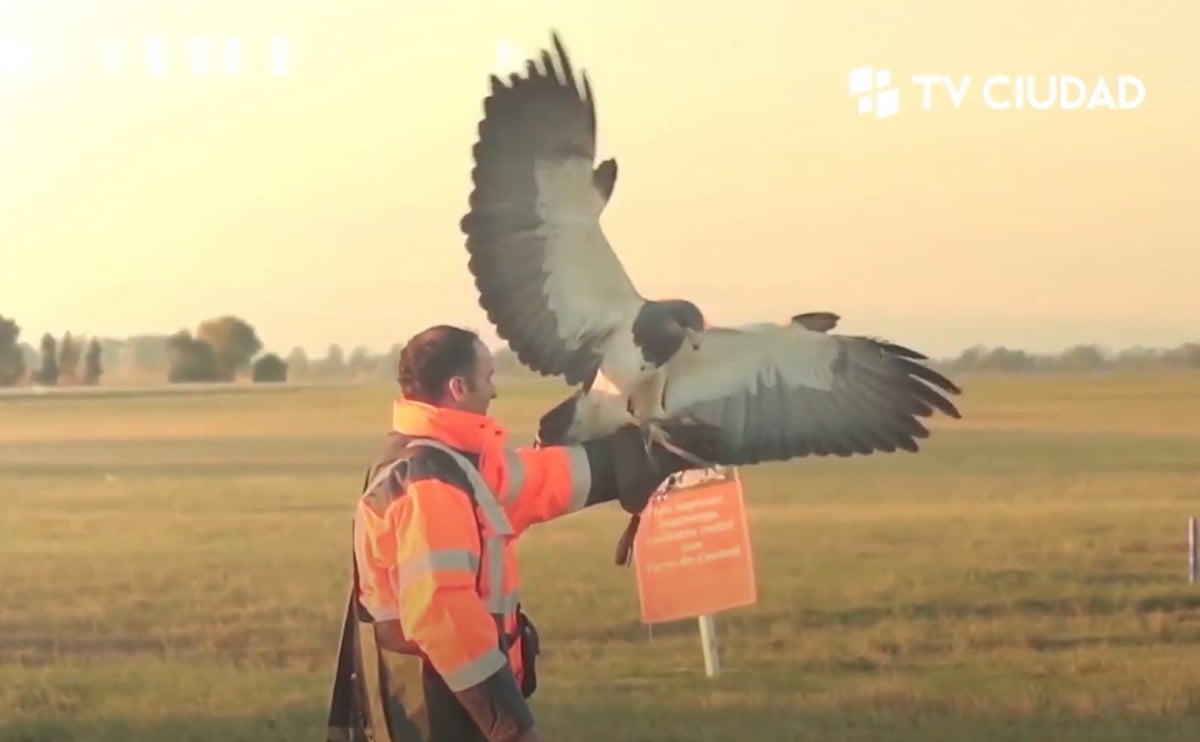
[354,397,593,695]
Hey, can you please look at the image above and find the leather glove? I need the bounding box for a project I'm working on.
[588,418,722,566]
[606,419,722,515]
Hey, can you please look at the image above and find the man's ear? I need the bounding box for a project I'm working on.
[447,376,466,399]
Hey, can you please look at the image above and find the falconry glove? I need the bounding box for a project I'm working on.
[579,418,722,565]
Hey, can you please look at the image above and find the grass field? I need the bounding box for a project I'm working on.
[3,373,1200,741]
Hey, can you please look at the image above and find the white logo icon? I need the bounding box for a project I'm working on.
[849,65,899,118]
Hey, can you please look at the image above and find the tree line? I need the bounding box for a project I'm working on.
[934,342,1200,374]
[1,311,1197,389]
[0,317,105,387]
[0,313,509,387]
[0,313,292,387]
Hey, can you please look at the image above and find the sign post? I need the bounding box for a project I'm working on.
[631,466,757,677]
[1189,516,1198,584]
[697,613,720,678]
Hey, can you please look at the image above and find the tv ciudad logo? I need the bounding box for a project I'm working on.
[850,65,1146,118]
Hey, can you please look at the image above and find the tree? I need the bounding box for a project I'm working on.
[312,343,346,381]
[19,343,37,379]
[0,314,25,386]
[1113,346,1160,371]
[1058,344,1108,372]
[196,316,263,381]
[373,343,403,381]
[252,353,288,383]
[285,347,309,380]
[125,334,170,379]
[1161,343,1200,370]
[347,345,374,380]
[98,339,123,379]
[36,333,59,386]
[166,330,218,383]
[492,346,529,376]
[83,339,103,385]
[57,332,82,383]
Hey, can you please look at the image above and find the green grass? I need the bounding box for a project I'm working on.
[3,373,1200,740]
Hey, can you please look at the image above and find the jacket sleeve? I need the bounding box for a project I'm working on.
[391,478,534,741]
[501,436,646,534]
[502,421,715,534]
[500,444,597,533]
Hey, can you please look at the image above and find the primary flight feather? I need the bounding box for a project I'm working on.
[459,32,962,468]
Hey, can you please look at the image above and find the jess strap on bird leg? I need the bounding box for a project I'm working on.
[613,513,643,567]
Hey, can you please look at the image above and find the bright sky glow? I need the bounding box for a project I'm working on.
[189,37,212,76]
[1,0,1197,360]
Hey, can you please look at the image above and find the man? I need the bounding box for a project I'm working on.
[324,325,718,742]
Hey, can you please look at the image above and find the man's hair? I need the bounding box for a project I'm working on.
[396,325,480,403]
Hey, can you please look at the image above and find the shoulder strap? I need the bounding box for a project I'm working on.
[403,438,518,653]
[361,455,411,504]
[349,440,517,659]
[403,438,514,536]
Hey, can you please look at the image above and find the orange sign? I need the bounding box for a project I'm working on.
[632,467,758,624]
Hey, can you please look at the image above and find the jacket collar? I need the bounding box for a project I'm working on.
[390,397,508,453]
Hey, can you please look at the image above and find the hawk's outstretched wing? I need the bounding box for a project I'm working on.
[660,324,963,464]
[460,33,644,385]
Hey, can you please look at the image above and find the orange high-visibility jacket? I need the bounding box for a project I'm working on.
[353,397,600,738]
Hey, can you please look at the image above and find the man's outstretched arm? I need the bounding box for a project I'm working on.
[502,420,721,533]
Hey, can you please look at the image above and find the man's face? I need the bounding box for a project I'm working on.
[448,339,497,415]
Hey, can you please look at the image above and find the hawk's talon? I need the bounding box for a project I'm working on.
[633,416,716,472]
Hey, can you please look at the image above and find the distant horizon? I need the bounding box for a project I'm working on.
[3,316,1197,364]
[3,301,1198,362]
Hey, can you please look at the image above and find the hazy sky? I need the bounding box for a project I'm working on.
[2,0,1197,359]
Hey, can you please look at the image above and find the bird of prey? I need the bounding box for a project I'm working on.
[458,32,962,469]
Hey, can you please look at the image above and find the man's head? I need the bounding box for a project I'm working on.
[396,325,496,415]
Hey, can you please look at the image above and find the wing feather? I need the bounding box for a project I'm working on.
[661,325,962,465]
[461,32,644,385]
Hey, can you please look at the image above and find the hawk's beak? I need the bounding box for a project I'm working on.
[685,327,703,351]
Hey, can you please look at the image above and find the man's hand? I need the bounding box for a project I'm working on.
[605,417,721,566]
[574,415,722,566]
[610,417,722,515]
